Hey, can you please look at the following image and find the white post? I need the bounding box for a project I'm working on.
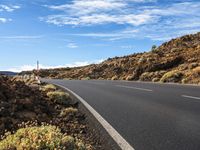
[36,61,41,84]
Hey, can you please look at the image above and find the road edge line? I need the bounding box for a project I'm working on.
[54,83,135,150]
[182,95,200,100]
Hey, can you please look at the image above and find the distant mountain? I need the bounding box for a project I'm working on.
[0,71,17,76]
[22,32,200,84]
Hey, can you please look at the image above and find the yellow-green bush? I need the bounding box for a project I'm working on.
[64,78,73,80]
[125,74,134,81]
[0,125,86,150]
[81,77,91,80]
[111,75,118,80]
[140,72,154,81]
[47,91,70,105]
[60,107,78,117]
[42,84,57,92]
[160,70,183,83]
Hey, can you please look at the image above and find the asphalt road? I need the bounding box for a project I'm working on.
[43,79,200,150]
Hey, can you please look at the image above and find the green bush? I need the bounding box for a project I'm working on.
[47,91,70,105]
[151,45,158,53]
[0,125,86,150]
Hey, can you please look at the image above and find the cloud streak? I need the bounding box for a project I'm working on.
[0,35,43,39]
[0,4,20,12]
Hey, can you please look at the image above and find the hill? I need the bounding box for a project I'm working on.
[22,32,200,84]
[0,71,17,76]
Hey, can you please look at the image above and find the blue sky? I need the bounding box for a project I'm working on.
[0,0,200,72]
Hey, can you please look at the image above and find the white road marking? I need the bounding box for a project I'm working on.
[182,95,200,100]
[116,85,153,92]
[54,83,135,150]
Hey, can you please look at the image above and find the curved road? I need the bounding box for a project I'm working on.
[43,79,200,150]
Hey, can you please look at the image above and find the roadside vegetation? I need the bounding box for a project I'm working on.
[0,125,85,150]
[0,75,102,150]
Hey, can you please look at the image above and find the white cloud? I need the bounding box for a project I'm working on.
[0,35,43,39]
[121,45,135,49]
[69,29,138,40]
[67,43,78,48]
[0,5,20,12]
[42,0,156,26]
[144,2,200,16]
[7,59,105,72]
[0,17,12,23]
[43,13,153,26]
[127,0,156,2]
[42,1,200,41]
[47,0,126,15]
[0,5,20,24]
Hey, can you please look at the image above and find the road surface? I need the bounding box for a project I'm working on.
[43,79,200,150]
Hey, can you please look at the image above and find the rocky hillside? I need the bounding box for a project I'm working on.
[24,32,200,84]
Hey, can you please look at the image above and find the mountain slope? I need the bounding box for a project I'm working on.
[24,32,200,84]
[0,71,17,76]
